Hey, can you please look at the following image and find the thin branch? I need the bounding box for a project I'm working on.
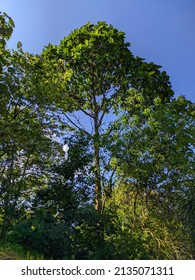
[80,108,94,118]
[72,112,89,132]
[64,113,90,136]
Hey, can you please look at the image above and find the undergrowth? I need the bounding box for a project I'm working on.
[0,241,45,260]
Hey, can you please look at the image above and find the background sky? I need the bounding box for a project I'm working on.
[1,0,195,102]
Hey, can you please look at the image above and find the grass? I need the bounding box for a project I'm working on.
[0,241,45,260]
[0,241,26,259]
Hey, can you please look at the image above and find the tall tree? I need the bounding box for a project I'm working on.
[41,22,173,215]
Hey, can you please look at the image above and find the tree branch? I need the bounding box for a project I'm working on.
[64,113,90,136]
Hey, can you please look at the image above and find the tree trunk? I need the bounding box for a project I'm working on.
[94,143,102,214]
[93,111,102,214]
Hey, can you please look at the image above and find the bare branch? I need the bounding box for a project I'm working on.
[80,108,94,118]
[64,113,90,136]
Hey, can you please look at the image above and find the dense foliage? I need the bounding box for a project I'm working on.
[0,12,194,259]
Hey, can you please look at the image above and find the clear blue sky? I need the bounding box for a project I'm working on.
[1,0,195,101]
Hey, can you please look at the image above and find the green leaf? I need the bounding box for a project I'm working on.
[7,67,15,74]
[108,37,114,44]
[149,70,155,76]
[85,39,89,46]
[9,17,15,28]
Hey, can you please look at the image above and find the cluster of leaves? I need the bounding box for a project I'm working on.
[0,13,195,259]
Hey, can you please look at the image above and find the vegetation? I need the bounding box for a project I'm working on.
[0,12,194,259]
